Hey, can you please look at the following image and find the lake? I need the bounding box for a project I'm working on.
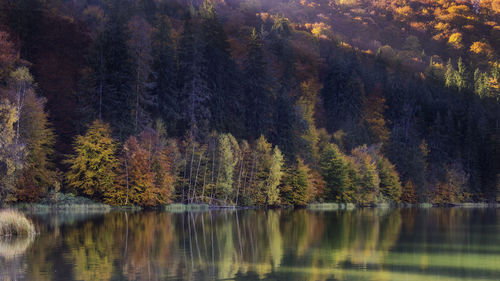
[1,208,500,280]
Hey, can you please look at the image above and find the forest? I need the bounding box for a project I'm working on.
[0,0,498,207]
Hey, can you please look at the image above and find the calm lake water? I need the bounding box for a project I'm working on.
[1,208,500,280]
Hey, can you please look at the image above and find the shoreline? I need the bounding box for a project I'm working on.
[4,202,500,213]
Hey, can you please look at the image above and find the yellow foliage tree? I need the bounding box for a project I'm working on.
[65,120,119,200]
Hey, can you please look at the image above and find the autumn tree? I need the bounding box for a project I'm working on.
[362,84,390,145]
[10,67,34,144]
[279,159,310,207]
[114,127,176,207]
[0,100,24,203]
[65,120,119,200]
[117,136,155,206]
[0,31,16,84]
[16,92,57,202]
[349,145,380,205]
[401,180,417,203]
[216,133,239,203]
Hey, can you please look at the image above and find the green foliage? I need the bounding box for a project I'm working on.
[377,157,402,203]
[319,143,351,202]
[216,133,238,202]
[280,159,310,207]
[349,146,380,205]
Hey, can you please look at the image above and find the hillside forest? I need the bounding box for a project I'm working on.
[0,0,499,207]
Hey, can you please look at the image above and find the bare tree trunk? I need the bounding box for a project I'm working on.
[188,143,195,203]
[125,157,130,205]
[191,213,202,265]
[201,164,207,202]
[192,153,202,203]
[235,151,244,205]
[235,211,243,260]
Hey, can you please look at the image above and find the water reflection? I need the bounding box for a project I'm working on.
[1,208,500,280]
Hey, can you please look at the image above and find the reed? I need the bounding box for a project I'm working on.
[0,209,36,236]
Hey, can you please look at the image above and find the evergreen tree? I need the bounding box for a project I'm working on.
[200,2,242,134]
[319,143,351,202]
[377,157,402,203]
[455,57,470,92]
[266,146,284,206]
[81,8,134,138]
[128,16,154,133]
[150,16,179,134]
[243,29,273,139]
[322,57,365,146]
[177,11,210,138]
[296,80,320,165]
[445,58,455,88]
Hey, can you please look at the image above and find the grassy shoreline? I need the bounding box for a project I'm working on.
[5,201,500,214]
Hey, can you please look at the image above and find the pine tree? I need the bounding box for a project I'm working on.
[455,57,469,92]
[128,16,154,133]
[65,120,119,200]
[377,157,402,203]
[322,57,365,142]
[243,29,273,139]
[177,12,210,138]
[266,146,284,206]
[296,80,320,165]
[200,2,242,134]
[151,16,178,134]
[445,58,456,88]
[319,143,351,202]
[82,8,134,138]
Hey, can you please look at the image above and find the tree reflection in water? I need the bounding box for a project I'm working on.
[2,208,500,281]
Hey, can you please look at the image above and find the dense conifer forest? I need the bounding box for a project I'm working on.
[0,0,498,207]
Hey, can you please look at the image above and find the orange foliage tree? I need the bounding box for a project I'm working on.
[112,128,176,207]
